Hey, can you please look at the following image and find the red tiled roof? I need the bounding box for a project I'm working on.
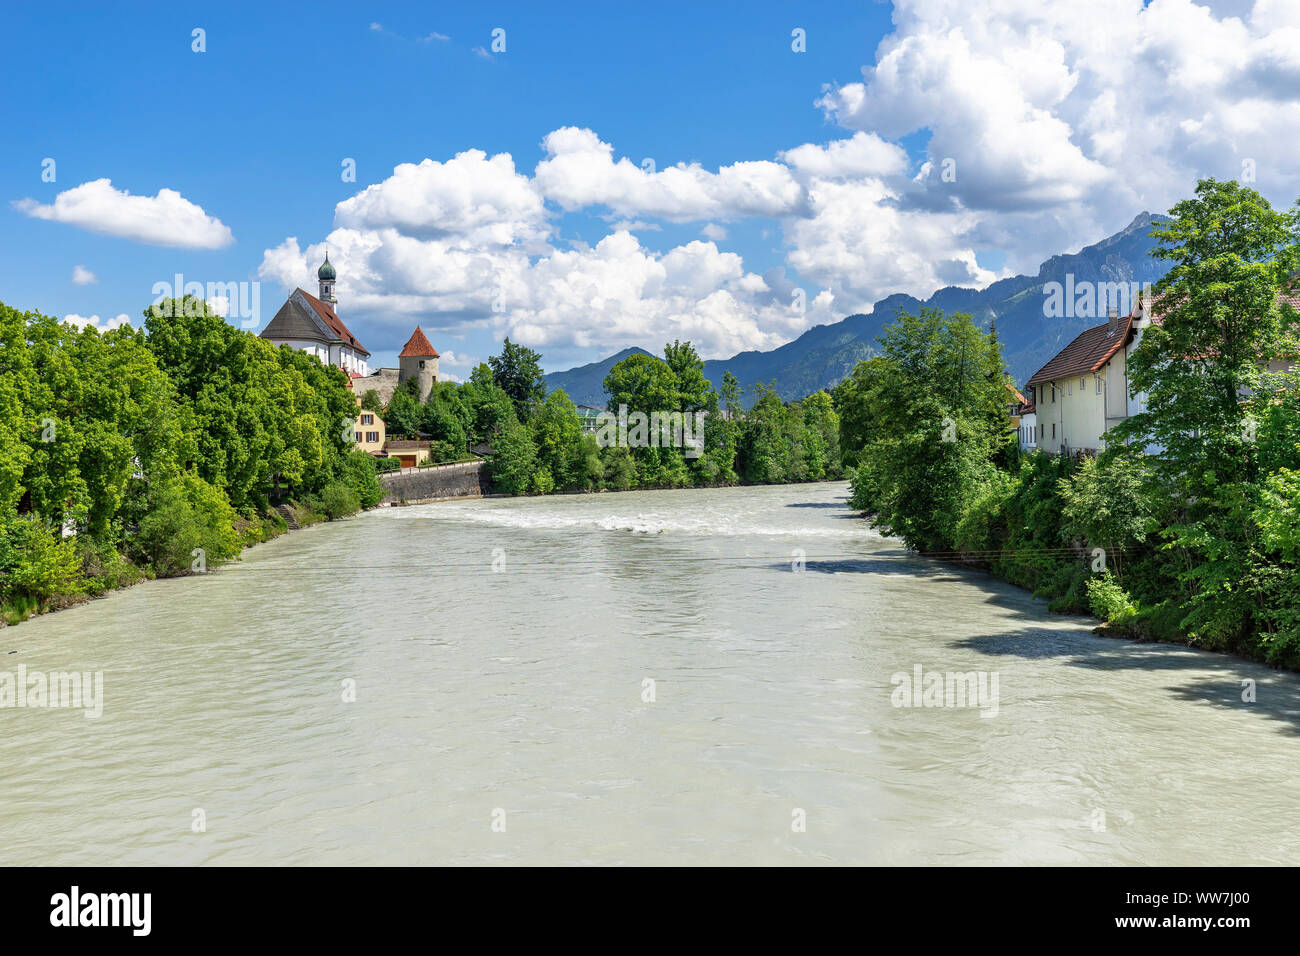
[399,327,439,358]
[296,288,370,356]
[1027,282,1300,384]
[1027,312,1135,387]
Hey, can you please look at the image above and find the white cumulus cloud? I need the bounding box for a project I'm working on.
[534,127,806,222]
[334,150,548,248]
[15,179,234,249]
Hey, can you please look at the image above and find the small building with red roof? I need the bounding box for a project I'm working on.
[1024,284,1299,456]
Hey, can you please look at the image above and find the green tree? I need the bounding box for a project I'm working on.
[0,515,84,608]
[600,445,636,490]
[488,419,538,495]
[663,340,711,412]
[531,389,585,490]
[1112,180,1300,645]
[798,390,841,480]
[341,450,383,509]
[1059,453,1161,582]
[134,472,241,576]
[385,380,423,438]
[737,387,791,483]
[489,338,547,419]
[603,353,678,414]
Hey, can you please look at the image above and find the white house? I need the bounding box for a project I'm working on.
[1024,308,1135,456]
[1023,288,1298,456]
[1017,402,1038,452]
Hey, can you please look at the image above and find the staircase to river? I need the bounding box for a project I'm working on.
[275,503,300,530]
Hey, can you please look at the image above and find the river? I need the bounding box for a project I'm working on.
[3,481,1296,865]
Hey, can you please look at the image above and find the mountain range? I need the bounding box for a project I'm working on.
[545,212,1171,407]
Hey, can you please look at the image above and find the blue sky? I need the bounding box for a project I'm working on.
[4,0,1297,375]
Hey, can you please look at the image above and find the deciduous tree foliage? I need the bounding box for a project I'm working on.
[839,180,1300,668]
[0,296,380,620]
[473,341,843,496]
[488,337,547,419]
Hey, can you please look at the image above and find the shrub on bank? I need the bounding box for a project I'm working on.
[1087,572,1138,625]
[133,473,241,576]
[0,514,85,612]
[316,481,361,520]
[341,450,383,509]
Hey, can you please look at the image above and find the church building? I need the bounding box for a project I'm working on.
[260,254,371,376]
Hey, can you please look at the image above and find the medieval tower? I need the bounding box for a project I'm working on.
[398,327,439,402]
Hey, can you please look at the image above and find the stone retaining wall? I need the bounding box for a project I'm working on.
[378,460,490,505]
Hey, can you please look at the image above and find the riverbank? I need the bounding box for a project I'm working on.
[0,497,348,629]
[856,499,1295,672]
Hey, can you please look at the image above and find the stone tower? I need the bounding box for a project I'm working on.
[398,327,439,402]
[317,252,337,310]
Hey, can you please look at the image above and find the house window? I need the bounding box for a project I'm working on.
[1080,376,1086,390]
[1052,423,1056,439]
[367,431,379,443]
[1095,376,1102,394]
[361,414,373,425]
[419,360,425,369]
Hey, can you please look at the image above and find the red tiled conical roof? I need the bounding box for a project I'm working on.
[399,327,439,358]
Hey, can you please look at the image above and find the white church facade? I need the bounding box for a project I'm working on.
[260,254,371,376]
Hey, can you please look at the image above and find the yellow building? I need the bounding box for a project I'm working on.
[354,409,385,454]
[346,375,387,455]
[382,440,431,469]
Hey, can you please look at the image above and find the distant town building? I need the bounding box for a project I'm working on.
[576,405,605,434]
[260,254,371,375]
[1005,382,1036,452]
[383,440,432,469]
[353,407,386,455]
[1025,308,1135,456]
[260,254,450,457]
[1015,394,1037,452]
